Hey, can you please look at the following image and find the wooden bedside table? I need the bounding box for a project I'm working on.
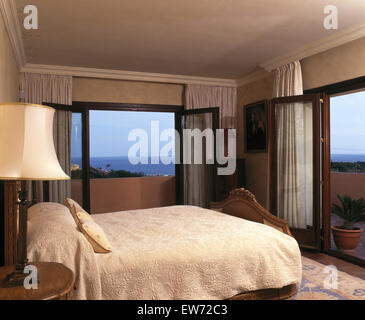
[0,262,75,300]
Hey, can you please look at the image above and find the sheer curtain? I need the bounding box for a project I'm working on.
[185,84,237,129]
[184,84,236,207]
[19,73,72,204]
[272,61,313,229]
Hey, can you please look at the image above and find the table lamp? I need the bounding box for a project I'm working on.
[0,103,70,287]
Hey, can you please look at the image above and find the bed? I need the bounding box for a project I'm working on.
[25,188,301,300]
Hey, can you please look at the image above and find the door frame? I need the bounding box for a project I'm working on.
[268,94,322,249]
[305,76,365,267]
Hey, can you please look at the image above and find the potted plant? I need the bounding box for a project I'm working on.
[331,194,365,250]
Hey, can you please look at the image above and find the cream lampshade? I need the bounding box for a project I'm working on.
[0,103,69,287]
[0,103,69,180]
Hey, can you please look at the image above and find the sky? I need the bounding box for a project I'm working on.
[330,90,365,155]
[71,110,175,159]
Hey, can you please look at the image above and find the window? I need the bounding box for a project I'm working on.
[68,102,182,214]
[89,110,175,178]
[70,113,83,204]
[330,90,365,173]
[330,89,365,262]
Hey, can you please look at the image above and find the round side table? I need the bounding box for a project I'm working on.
[0,262,75,300]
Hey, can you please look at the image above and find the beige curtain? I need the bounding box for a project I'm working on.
[19,73,72,204]
[185,84,237,129]
[183,84,236,207]
[273,61,303,97]
[272,61,313,229]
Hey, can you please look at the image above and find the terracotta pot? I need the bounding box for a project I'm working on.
[331,226,363,251]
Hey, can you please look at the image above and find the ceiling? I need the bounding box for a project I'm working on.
[15,0,365,80]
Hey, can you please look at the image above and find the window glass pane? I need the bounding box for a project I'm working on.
[330,91,365,260]
[71,113,83,205]
[89,110,175,178]
[89,110,176,214]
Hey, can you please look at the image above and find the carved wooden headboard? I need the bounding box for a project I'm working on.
[210,188,292,236]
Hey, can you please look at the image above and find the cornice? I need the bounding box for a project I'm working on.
[0,0,26,69]
[260,21,365,72]
[21,63,238,87]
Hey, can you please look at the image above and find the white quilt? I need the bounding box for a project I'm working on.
[28,203,302,300]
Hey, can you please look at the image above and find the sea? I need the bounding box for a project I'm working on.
[331,154,365,162]
[71,154,364,176]
[71,156,175,176]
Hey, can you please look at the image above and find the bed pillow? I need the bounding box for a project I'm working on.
[79,219,112,253]
[64,198,92,228]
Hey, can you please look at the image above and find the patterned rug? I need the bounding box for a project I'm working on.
[292,257,365,300]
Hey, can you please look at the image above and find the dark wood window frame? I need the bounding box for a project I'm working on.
[305,75,365,267]
[47,101,183,213]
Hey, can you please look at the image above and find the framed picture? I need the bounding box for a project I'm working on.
[244,100,268,153]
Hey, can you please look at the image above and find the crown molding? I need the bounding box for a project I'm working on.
[260,21,365,72]
[21,63,238,87]
[0,0,26,69]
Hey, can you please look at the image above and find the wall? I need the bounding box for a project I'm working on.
[302,37,365,90]
[237,72,274,207]
[72,77,184,105]
[0,12,19,102]
[238,37,365,209]
[331,172,365,206]
[72,177,176,214]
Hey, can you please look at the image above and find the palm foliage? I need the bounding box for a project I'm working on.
[331,194,365,230]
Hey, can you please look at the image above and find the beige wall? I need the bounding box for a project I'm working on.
[0,12,19,102]
[302,37,365,90]
[73,77,184,105]
[72,177,176,214]
[331,172,365,206]
[237,72,274,207]
[238,37,365,208]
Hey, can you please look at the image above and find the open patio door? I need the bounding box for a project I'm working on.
[269,94,323,249]
[176,108,219,208]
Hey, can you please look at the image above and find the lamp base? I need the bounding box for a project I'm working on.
[4,261,29,288]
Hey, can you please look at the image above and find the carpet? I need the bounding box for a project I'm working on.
[292,257,365,300]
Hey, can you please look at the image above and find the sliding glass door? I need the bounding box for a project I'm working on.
[269,94,322,249]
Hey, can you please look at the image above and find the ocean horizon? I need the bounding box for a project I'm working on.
[71,156,175,176]
[71,154,365,176]
[331,154,365,162]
